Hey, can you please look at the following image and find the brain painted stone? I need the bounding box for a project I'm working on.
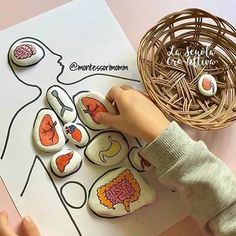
[10,41,44,66]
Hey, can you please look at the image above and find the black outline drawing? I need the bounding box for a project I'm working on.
[84,130,129,167]
[0,36,141,235]
[127,146,145,173]
[20,156,83,236]
[60,181,87,209]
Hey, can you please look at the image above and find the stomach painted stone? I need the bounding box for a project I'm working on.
[33,109,65,152]
[128,147,153,172]
[47,85,77,123]
[75,91,116,130]
[10,42,44,67]
[50,149,82,177]
[88,167,156,218]
[63,122,89,148]
[85,131,129,167]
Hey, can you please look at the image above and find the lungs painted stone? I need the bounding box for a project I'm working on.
[33,109,65,152]
[10,42,44,66]
[47,86,77,123]
[50,149,82,177]
[85,131,128,167]
[88,167,156,217]
[63,122,89,147]
[75,91,116,130]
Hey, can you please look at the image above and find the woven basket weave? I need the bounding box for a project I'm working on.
[138,8,236,130]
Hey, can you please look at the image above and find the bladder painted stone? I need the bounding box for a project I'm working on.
[128,147,153,172]
[76,91,116,130]
[51,149,82,177]
[47,85,77,123]
[10,42,44,67]
[33,109,65,152]
[88,167,156,218]
[63,122,89,147]
[85,131,128,167]
[198,74,217,97]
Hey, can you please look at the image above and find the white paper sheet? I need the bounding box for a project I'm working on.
[0,1,188,235]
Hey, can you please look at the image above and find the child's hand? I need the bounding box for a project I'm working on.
[95,86,170,143]
[0,211,41,236]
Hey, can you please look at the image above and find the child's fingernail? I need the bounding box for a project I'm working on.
[0,210,8,216]
[24,216,32,223]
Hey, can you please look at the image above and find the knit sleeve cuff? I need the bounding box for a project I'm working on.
[140,121,195,177]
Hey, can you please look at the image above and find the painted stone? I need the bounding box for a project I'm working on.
[76,91,116,130]
[85,131,128,167]
[128,147,153,172]
[47,86,77,123]
[198,74,217,97]
[88,167,156,218]
[10,42,44,67]
[63,122,89,147]
[33,109,65,152]
[51,149,82,177]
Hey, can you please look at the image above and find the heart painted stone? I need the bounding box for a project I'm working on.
[63,122,90,148]
[47,86,77,123]
[85,131,129,167]
[50,149,82,177]
[88,167,156,218]
[198,74,217,97]
[75,91,116,130]
[10,42,44,67]
[128,147,153,172]
[33,109,65,152]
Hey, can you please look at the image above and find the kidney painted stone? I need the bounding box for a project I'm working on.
[47,86,77,123]
[75,91,116,130]
[198,74,217,97]
[88,167,156,218]
[128,147,153,172]
[50,149,82,177]
[85,131,128,167]
[33,109,65,152]
[63,122,89,147]
[10,42,44,67]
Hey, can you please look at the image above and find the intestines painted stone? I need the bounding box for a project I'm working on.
[88,167,156,217]
[47,86,77,123]
[75,91,116,130]
[50,149,82,177]
[10,42,44,66]
[128,147,153,172]
[63,122,89,147]
[33,109,65,152]
[85,131,129,167]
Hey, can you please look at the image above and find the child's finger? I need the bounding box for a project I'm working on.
[106,86,123,102]
[21,216,41,236]
[0,211,17,236]
[94,112,120,128]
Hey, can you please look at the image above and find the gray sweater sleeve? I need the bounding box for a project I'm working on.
[141,121,236,236]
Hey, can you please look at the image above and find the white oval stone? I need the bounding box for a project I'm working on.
[47,86,77,123]
[63,122,89,147]
[10,42,44,67]
[88,167,156,218]
[33,109,65,152]
[128,147,153,172]
[85,131,128,167]
[76,91,116,130]
[198,74,217,97]
[51,149,82,177]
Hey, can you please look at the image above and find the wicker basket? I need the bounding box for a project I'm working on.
[138,8,236,130]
